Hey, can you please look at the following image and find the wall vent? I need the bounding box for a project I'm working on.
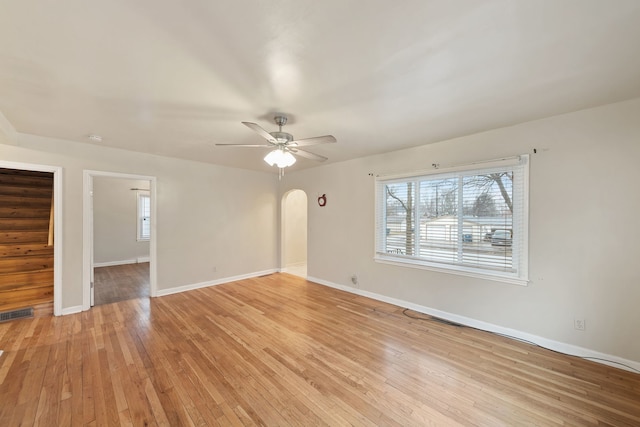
[0,308,34,322]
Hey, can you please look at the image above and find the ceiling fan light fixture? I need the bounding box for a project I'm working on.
[264,148,296,168]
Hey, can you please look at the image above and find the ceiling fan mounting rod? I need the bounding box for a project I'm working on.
[274,115,287,131]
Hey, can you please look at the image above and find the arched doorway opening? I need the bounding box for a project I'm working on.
[281,189,307,278]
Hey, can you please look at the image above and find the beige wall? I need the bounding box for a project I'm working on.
[93,177,150,264]
[280,97,640,364]
[0,132,279,310]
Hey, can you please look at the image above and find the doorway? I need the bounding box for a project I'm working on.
[92,177,150,305]
[83,171,157,310]
[0,160,63,316]
[282,189,307,278]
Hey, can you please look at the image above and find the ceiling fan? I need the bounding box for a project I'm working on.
[216,115,336,170]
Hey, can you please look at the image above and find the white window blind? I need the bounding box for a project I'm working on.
[137,192,151,241]
[375,156,529,285]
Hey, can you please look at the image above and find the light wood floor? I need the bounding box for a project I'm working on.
[94,262,149,306]
[1,273,639,426]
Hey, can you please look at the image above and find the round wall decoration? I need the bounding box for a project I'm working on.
[317,194,327,207]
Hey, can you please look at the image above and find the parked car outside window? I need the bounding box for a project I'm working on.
[491,230,512,246]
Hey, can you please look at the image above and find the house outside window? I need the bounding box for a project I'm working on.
[375,155,529,285]
[137,191,151,241]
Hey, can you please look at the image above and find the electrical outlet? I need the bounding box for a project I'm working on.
[574,318,585,331]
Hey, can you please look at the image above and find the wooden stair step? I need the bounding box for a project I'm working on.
[0,230,49,244]
[0,218,51,231]
[0,175,53,189]
[0,288,54,313]
[0,243,54,257]
[0,184,52,198]
[0,195,53,208]
[0,207,51,219]
[0,268,53,288]
[0,280,53,293]
[0,255,54,274]
[0,174,53,186]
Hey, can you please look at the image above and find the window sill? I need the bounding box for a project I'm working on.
[374,255,529,286]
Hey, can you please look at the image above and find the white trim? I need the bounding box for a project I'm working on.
[156,269,279,297]
[94,257,150,267]
[307,275,640,374]
[0,160,63,316]
[61,305,83,316]
[83,170,158,311]
[94,259,137,268]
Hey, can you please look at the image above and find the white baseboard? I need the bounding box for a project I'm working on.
[156,269,279,297]
[307,275,640,374]
[60,305,83,316]
[94,257,149,267]
[94,259,137,267]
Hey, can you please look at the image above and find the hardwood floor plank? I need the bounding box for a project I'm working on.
[94,263,149,306]
[1,273,640,426]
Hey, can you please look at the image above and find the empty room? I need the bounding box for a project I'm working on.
[1,1,640,425]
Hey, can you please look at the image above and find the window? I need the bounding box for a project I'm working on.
[137,191,151,241]
[375,156,529,285]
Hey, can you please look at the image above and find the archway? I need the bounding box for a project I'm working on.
[281,189,307,277]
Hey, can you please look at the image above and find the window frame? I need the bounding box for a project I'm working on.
[374,155,529,286]
[137,191,151,242]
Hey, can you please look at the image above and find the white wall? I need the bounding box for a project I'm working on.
[282,190,307,267]
[280,97,640,365]
[93,177,150,265]
[0,132,279,310]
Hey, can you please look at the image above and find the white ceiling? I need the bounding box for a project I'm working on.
[1,1,639,173]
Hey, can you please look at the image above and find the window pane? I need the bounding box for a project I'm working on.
[418,178,458,263]
[385,182,415,256]
[460,173,513,272]
[138,193,151,240]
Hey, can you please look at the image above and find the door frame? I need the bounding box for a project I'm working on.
[0,160,63,316]
[82,170,157,310]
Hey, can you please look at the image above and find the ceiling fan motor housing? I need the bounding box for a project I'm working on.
[270,131,293,144]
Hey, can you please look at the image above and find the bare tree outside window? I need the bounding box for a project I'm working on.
[464,172,513,213]
[386,183,414,255]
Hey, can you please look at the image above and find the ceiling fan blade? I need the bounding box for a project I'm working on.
[289,148,328,162]
[215,143,272,147]
[242,121,277,143]
[289,135,336,147]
